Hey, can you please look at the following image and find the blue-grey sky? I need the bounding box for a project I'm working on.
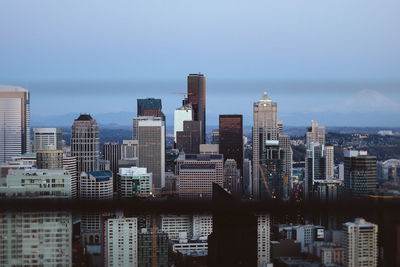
[1,1,400,126]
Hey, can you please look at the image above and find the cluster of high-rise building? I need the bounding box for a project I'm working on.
[0,74,386,266]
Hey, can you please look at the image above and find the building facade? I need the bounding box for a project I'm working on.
[343,218,378,267]
[103,142,122,191]
[219,115,243,173]
[174,104,193,143]
[176,153,224,200]
[176,120,202,154]
[137,98,165,121]
[79,171,113,200]
[344,150,377,198]
[118,167,152,198]
[187,73,206,144]
[33,127,62,151]
[137,117,165,190]
[253,92,278,199]
[71,114,100,174]
[0,86,30,163]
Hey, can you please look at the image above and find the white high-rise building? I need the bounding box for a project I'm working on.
[192,214,213,240]
[0,86,30,163]
[161,215,192,240]
[174,104,193,143]
[118,167,152,198]
[105,217,138,267]
[33,128,62,151]
[343,218,378,267]
[79,171,113,200]
[63,156,78,199]
[257,214,271,266]
[137,117,165,190]
[122,140,138,159]
[0,211,72,266]
[253,92,278,199]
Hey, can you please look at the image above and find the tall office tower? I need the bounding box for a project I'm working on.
[243,158,252,196]
[0,211,72,266]
[103,142,122,191]
[304,143,326,199]
[343,218,378,267]
[252,92,278,199]
[219,115,243,173]
[306,120,325,149]
[33,128,62,151]
[0,86,30,163]
[105,217,138,267]
[63,156,78,199]
[174,104,193,144]
[344,150,377,198]
[187,73,206,144]
[36,150,63,169]
[71,114,100,174]
[121,140,138,159]
[257,214,271,266]
[192,214,213,240]
[99,159,110,171]
[279,135,293,190]
[260,140,286,200]
[1,169,72,199]
[211,129,219,144]
[137,98,165,121]
[137,117,165,190]
[325,145,334,180]
[80,171,113,200]
[161,215,192,240]
[176,120,202,154]
[118,167,152,198]
[277,120,283,135]
[138,228,169,267]
[176,153,224,200]
[223,159,238,194]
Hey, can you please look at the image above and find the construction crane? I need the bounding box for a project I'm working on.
[169,91,192,98]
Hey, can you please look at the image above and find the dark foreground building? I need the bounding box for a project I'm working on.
[208,183,257,266]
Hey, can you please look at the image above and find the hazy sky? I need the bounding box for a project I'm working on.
[1,1,400,126]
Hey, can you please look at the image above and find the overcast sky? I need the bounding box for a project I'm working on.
[1,1,400,126]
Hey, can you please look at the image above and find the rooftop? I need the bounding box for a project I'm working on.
[87,171,112,182]
[0,85,28,92]
[76,114,93,121]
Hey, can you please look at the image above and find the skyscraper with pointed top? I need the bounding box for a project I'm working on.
[252,92,279,199]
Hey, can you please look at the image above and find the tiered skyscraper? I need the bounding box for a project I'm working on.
[187,74,206,144]
[252,92,278,199]
[71,114,100,174]
[0,86,30,163]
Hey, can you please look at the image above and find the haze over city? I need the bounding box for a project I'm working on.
[1,0,400,127]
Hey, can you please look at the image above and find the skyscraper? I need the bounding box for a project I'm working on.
[260,140,286,200]
[71,114,100,174]
[219,115,243,173]
[63,156,78,199]
[103,142,122,191]
[279,135,293,193]
[33,128,62,151]
[306,120,325,149]
[343,218,378,267]
[174,104,193,143]
[0,86,30,163]
[304,143,326,199]
[176,120,202,154]
[137,117,165,190]
[187,74,206,144]
[105,217,138,267]
[137,98,165,121]
[325,145,334,180]
[252,92,278,199]
[223,159,238,195]
[344,150,377,198]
